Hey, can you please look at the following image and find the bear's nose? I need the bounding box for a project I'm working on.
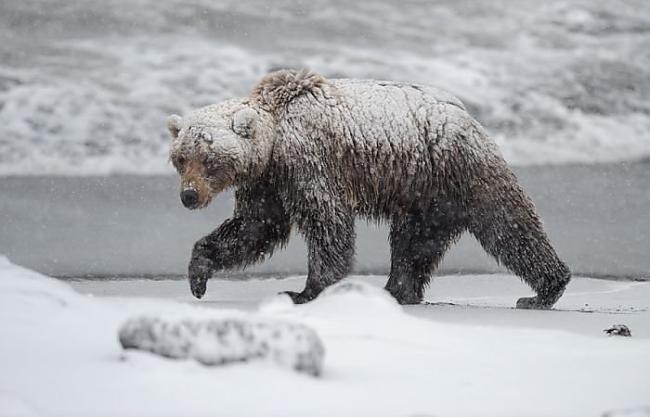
[180,189,200,209]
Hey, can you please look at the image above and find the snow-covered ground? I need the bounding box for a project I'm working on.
[1,255,649,417]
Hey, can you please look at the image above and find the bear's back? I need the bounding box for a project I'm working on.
[322,78,473,155]
[274,78,484,216]
[331,78,466,113]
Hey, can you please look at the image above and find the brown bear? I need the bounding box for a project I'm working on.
[167,69,571,308]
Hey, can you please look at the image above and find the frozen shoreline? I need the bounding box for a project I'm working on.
[1,257,649,417]
[68,273,650,338]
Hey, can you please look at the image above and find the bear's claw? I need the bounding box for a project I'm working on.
[282,290,317,304]
[188,256,213,299]
[385,286,423,305]
[516,296,553,310]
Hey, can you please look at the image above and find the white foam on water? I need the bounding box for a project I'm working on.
[1,0,649,175]
[0,39,271,176]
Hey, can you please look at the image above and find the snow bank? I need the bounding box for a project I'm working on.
[1,256,649,417]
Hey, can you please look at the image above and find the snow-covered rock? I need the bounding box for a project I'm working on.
[119,316,324,376]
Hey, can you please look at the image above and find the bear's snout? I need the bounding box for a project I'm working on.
[180,188,200,210]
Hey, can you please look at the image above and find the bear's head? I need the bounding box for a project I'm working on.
[167,99,274,209]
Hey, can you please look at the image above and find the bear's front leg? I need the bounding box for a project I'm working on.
[188,244,214,299]
[187,184,290,299]
[285,211,356,304]
[189,215,290,299]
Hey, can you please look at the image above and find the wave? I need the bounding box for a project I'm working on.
[0,0,649,175]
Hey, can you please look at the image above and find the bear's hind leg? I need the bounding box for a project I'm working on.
[385,208,464,304]
[468,177,571,309]
[286,210,356,304]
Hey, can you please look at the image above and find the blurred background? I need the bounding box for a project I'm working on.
[0,0,649,279]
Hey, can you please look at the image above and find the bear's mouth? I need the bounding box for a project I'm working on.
[202,181,233,207]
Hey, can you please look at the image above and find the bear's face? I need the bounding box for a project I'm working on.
[167,100,273,209]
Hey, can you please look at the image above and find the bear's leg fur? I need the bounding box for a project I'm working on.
[188,184,291,299]
[285,210,356,304]
[385,205,465,304]
[468,169,571,309]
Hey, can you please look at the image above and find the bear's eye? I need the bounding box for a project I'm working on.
[200,131,213,143]
[175,155,186,169]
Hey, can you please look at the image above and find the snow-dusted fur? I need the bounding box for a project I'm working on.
[167,69,571,308]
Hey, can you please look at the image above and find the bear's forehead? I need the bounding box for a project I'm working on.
[182,99,245,129]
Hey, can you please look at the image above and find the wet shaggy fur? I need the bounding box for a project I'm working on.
[167,69,571,308]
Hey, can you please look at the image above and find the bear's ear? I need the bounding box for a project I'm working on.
[232,107,258,138]
[166,114,182,139]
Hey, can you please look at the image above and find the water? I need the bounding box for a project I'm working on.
[1,0,649,175]
[2,163,649,277]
